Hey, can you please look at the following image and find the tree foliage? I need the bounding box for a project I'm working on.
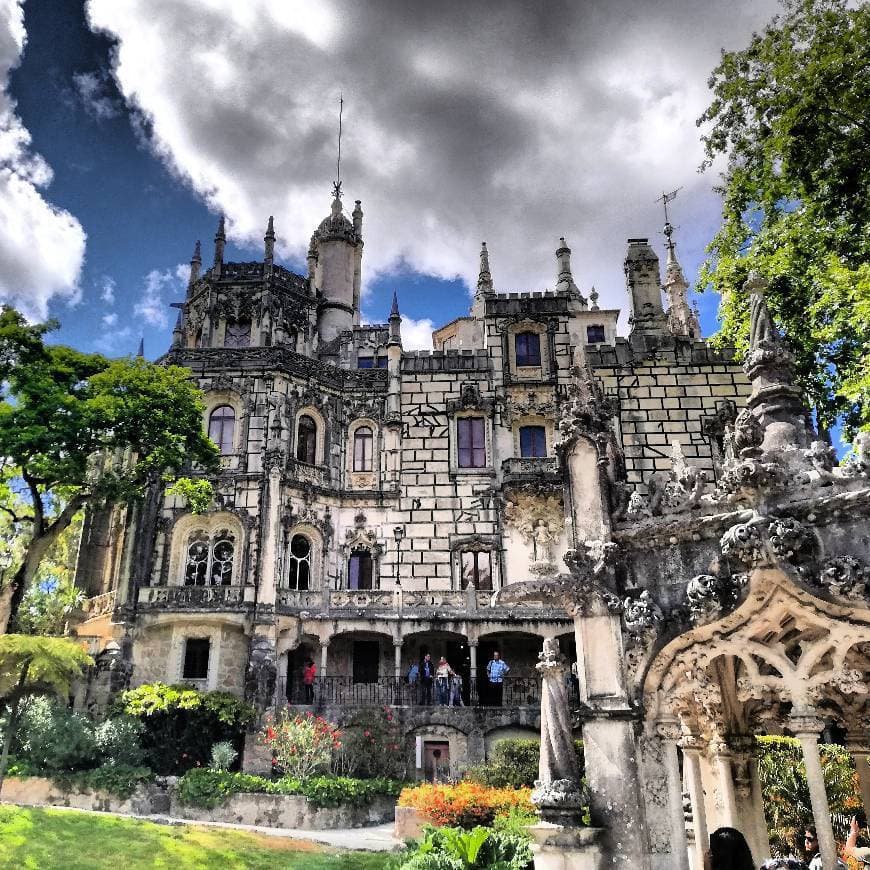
[698,0,870,434]
[0,306,219,630]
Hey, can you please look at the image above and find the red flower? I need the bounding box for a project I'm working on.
[364,730,371,737]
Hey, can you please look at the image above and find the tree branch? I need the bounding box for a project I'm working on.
[20,469,44,537]
[0,503,33,525]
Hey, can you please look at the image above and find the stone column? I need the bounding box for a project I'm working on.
[657,723,690,870]
[709,736,739,829]
[394,639,403,680]
[319,639,329,681]
[681,737,709,870]
[468,640,478,703]
[259,465,282,605]
[847,740,870,819]
[791,713,837,869]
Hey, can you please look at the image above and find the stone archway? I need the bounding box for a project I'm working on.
[643,568,870,869]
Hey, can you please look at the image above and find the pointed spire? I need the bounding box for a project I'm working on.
[171,309,184,348]
[476,242,493,295]
[264,216,275,268]
[213,215,226,277]
[554,238,586,305]
[188,240,201,292]
[388,292,402,346]
[307,232,318,283]
[661,222,699,338]
[136,337,144,358]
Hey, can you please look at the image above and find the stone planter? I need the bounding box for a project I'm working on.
[170,792,396,829]
[394,805,426,841]
[0,776,157,816]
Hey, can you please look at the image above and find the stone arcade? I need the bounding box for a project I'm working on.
[73,188,870,868]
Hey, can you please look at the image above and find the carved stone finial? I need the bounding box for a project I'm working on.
[476,241,493,295]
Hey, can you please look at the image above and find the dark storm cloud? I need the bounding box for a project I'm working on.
[86,0,780,315]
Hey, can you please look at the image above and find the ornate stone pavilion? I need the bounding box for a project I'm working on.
[73,188,870,867]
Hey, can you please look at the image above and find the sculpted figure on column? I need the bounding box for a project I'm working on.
[532,637,586,824]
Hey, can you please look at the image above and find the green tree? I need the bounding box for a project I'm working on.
[0,306,219,631]
[698,0,870,435]
[0,634,93,793]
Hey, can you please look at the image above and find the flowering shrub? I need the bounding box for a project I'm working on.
[258,710,341,779]
[333,706,406,779]
[398,782,533,829]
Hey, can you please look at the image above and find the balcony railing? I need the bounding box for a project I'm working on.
[81,590,117,619]
[501,457,559,479]
[138,585,256,609]
[277,675,566,708]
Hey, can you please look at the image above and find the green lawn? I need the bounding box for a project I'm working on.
[0,805,395,869]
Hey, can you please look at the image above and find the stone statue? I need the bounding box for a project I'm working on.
[532,637,586,824]
[533,519,555,562]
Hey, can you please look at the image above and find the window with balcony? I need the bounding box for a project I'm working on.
[586,324,606,344]
[457,417,486,468]
[208,405,235,455]
[519,425,547,458]
[353,426,373,471]
[348,551,374,590]
[182,638,210,680]
[287,534,311,590]
[224,319,251,348]
[296,414,317,464]
[515,331,541,367]
[460,550,492,591]
[184,532,235,586]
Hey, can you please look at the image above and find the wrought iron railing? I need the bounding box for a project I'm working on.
[276,674,563,708]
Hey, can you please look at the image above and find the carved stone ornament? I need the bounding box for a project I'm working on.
[502,388,556,427]
[623,590,663,636]
[815,556,870,600]
[767,516,812,561]
[719,516,767,566]
[685,573,745,624]
[503,493,565,576]
[245,635,277,716]
[839,431,870,478]
[553,373,615,451]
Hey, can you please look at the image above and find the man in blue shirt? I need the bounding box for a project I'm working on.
[486,651,510,706]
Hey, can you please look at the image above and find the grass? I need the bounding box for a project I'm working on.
[0,805,395,869]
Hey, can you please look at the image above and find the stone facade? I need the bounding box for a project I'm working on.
[73,189,870,868]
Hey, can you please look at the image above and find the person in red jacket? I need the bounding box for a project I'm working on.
[302,658,316,704]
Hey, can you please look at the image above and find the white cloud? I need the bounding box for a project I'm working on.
[400,316,434,351]
[0,0,86,319]
[133,266,184,328]
[86,0,780,316]
[94,324,132,354]
[102,312,117,326]
[72,70,121,121]
[99,275,115,304]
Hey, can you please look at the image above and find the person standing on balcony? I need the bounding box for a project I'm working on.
[420,653,434,705]
[302,658,316,704]
[435,656,454,706]
[486,651,510,706]
[448,670,465,707]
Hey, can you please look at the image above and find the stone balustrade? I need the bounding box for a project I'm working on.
[137,584,256,610]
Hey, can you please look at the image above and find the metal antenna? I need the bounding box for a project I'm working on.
[333,94,344,199]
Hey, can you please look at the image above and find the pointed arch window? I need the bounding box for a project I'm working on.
[296,414,317,464]
[515,331,541,367]
[286,534,311,590]
[184,531,235,586]
[353,426,373,471]
[208,405,236,455]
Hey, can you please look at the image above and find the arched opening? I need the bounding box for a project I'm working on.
[183,530,236,586]
[286,534,311,590]
[296,414,317,464]
[208,405,235,455]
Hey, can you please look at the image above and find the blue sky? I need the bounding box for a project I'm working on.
[0,0,781,358]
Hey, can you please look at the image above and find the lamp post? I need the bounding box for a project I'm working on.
[393,526,404,589]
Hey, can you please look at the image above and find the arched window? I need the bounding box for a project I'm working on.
[296,414,317,464]
[208,405,236,455]
[184,531,235,586]
[287,534,311,590]
[224,319,251,348]
[353,426,373,472]
[519,425,547,458]
[348,550,374,590]
[515,331,541,367]
[185,533,209,586]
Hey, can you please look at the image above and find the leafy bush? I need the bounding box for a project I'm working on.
[94,717,146,768]
[757,735,860,857]
[116,683,254,774]
[466,738,584,789]
[398,826,533,870]
[333,707,407,779]
[176,768,403,810]
[209,741,238,771]
[16,697,97,772]
[54,765,154,800]
[258,710,341,779]
[398,782,532,829]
